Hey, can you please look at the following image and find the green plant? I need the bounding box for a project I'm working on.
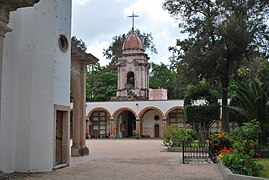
[231,119,261,142]
[220,149,263,176]
[209,132,232,156]
[184,81,220,146]
[229,80,269,144]
[258,159,269,178]
[162,125,196,147]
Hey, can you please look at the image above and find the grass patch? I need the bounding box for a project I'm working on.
[258,158,269,178]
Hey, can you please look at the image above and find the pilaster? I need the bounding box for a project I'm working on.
[162,118,167,133]
[136,118,141,139]
[109,118,114,138]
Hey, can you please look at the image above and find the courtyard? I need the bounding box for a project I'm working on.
[10,139,223,180]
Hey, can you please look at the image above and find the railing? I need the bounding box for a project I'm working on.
[182,140,212,164]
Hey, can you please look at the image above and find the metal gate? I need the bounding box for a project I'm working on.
[182,141,213,164]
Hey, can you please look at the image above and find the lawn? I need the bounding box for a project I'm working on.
[258,158,269,178]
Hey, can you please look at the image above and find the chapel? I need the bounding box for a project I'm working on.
[86,23,187,139]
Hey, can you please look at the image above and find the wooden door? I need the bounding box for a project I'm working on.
[56,111,63,165]
[155,124,159,138]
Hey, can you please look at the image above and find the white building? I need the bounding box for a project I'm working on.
[86,31,186,139]
[0,0,71,173]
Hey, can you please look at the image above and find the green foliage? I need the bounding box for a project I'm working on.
[163,0,269,132]
[184,81,219,105]
[229,80,269,144]
[232,120,261,142]
[184,81,220,145]
[86,64,117,101]
[221,149,263,176]
[72,36,87,52]
[259,159,269,178]
[185,105,220,124]
[211,121,264,176]
[149,63,177,99]
[209,133,232,157]
[162,125,196,147]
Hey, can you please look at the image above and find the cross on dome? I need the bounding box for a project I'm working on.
[128,11,139,33]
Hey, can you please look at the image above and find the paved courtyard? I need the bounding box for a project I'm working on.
[10,139,223,180]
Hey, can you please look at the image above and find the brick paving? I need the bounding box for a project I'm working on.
[9,139,224,180]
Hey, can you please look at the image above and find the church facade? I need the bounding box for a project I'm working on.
[87,31,187,139]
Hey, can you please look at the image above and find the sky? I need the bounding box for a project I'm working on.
[72,0,184,66]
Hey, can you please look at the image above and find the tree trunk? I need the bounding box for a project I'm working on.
[221,77,229,133]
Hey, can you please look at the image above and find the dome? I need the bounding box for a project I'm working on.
[122,34,143,51]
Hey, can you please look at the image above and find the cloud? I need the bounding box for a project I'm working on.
[72,0,184,66]
[87,41,110,66]
[73,0,91,6]
[124,0,175,24]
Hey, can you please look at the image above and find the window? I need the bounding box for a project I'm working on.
[126,72,135,89]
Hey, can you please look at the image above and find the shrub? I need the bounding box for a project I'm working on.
[162,125,196,147]
[209,132,232,156]
[220,149,263,176]
[232,119,261,142]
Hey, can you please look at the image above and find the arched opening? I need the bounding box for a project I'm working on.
[167,109,186,128]
[117,110,136,138]
[126,72,135,89]
[140,109,163,138]
[88,110,110,138]
[154,124,160,138]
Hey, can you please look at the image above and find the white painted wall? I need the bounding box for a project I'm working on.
[0,0,71,173]
[53,0,71,106]
[143,110,163,137]
[85,100,184,119]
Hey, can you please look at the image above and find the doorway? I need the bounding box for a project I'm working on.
[56,110,63,165]
[154,124,159,138]
[118,111,136,138]
[54,105,69,168]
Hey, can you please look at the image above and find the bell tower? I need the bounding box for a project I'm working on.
[116,13,150,100]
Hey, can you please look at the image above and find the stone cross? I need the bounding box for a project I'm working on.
[128,12,139,33]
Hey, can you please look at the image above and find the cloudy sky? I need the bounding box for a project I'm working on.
[72,0,184,66]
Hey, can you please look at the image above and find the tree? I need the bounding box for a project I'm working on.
[184,81,220,146]
[72,36,87,51]
[163,0,269,132]
[86,64,117,101]
[149,63,177,99]
[103,29,157,68]
[229,80,269,144]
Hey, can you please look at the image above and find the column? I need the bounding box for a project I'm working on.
[71,63,89,156]
[136,118,141,139]
[162,118,167,133]
[86,119,89,139]
[109,118,114,138]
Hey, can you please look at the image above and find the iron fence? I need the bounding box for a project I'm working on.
[182,140,213,164]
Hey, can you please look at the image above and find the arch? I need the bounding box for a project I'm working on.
[164,106,184,118]
[126,71,135,89]
[138,106,164,119]
[112,107,138,120]
[70,73,80,99]
[87,107,111,118]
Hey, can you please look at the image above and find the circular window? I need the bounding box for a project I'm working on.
[58,34,69,52]
[154,115,160,121]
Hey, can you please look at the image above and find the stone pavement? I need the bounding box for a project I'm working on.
[9,139,224,180]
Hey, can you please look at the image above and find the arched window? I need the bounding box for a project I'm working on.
[126,72,135,89]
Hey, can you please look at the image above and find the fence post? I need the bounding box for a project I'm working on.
[182,140,185,164]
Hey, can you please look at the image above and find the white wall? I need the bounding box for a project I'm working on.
[143,110,162,137]
[86,100,184,118]
[53,0,71,106]
[0,0,71,173]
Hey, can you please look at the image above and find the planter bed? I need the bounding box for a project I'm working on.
[218,162,269,180]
